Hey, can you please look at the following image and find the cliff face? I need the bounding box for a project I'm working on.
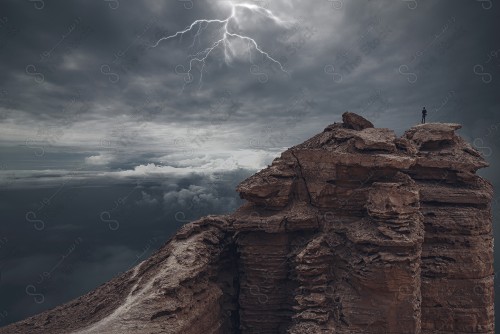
[0,113,493,334]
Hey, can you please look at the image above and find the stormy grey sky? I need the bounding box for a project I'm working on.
[0,0,499,327]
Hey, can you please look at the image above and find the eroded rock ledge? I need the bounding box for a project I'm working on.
[1,113,493,334]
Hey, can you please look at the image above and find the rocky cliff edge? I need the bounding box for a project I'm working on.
[0,112,493,334]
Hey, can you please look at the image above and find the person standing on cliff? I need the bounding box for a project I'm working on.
[421,107,427,124]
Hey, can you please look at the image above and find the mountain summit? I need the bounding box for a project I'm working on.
[1,113,494,333]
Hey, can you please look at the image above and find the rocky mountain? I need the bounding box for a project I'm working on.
[0,112,494,333]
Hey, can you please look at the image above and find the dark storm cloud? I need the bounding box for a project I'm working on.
[0,0,498,129]
[2,0,497,162]
[1,0,499,327]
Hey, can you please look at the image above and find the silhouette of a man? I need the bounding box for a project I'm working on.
[421,107,427,124]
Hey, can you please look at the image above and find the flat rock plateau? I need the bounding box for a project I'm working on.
[0,112,494,333]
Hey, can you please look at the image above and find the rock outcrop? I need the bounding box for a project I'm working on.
[0,113,493,334]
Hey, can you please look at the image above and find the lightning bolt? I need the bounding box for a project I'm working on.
[150,2,291,91]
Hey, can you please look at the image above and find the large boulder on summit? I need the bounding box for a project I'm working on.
[342,111,374,130]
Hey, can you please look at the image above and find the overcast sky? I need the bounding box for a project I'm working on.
[0,0,499,179]
[0,0,499,326]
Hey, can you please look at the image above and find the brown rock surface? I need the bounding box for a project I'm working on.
[342,111,374,130]
[0,114,493,334]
